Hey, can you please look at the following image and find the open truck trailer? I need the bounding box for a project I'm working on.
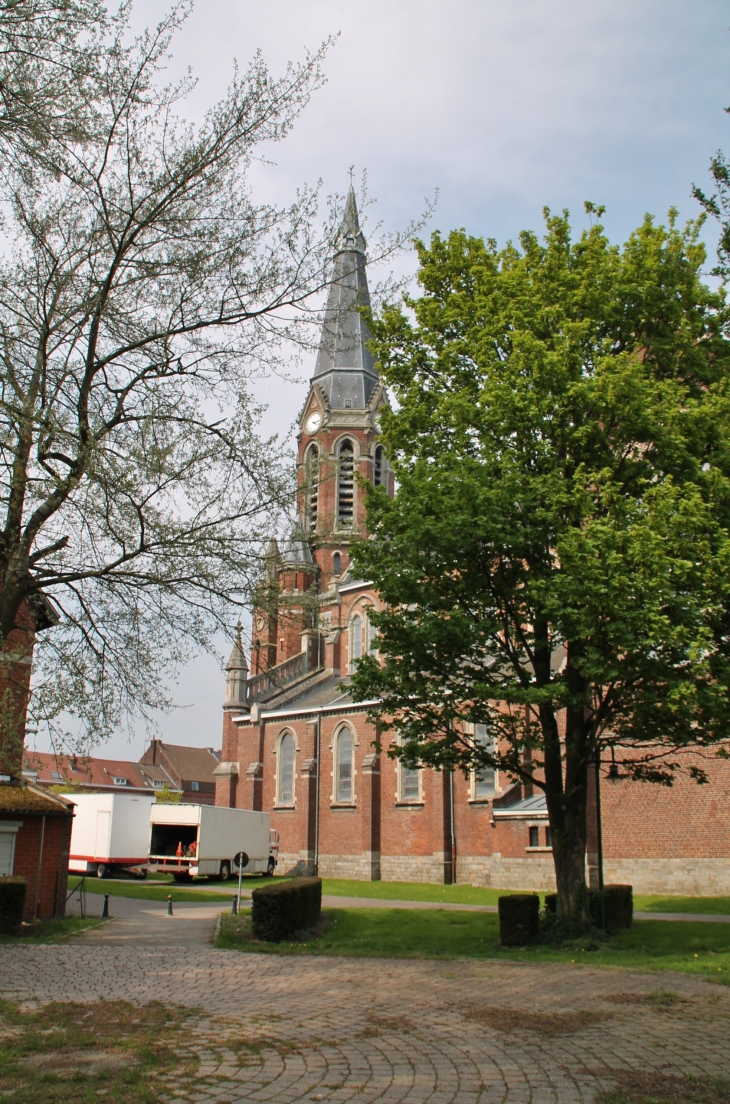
[147,803,278,882]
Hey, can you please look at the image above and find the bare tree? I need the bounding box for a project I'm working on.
[0,0,113,165]
[0,4,344,749]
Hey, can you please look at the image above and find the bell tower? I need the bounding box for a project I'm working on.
[297,186,392,592]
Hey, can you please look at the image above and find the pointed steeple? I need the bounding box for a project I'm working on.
[225,621,248,706]
[312,185,379,409]
[281,523,314,567]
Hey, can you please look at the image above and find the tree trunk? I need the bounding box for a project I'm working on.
[545,754,590,928]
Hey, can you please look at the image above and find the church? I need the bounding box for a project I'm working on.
[214,189,730,897]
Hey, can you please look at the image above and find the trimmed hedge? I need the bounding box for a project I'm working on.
[544,886,633,933]
[498,894,539,946]
[251,877,322,942]
[0,876,27,935]
[590,884,633,932]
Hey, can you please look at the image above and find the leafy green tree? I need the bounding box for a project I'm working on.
[351,208,730,925]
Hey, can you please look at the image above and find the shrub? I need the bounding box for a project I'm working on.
[498,894,540,946]
[0,876,27,935]
[588,884,633,932]
[544,893,557,914]
[251,877,322,942]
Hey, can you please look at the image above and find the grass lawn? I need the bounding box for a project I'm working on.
[0,998,198,1103]
[0,917,104,944]
[217,907,730,982]
[321,878,730,915]
[74,873,730,916]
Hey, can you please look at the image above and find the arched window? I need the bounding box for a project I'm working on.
[337,439,355,525]
[305,444,319,533]
[374,445,384,487]
[277,732,295,806]
[336,727,354,802]
[333,551,341,575]
[366,611,378,653]
[350,614,362,670]
[473,723,496,798]
[400,759,420,802]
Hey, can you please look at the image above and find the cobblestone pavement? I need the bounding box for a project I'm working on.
[1,913,729,1103]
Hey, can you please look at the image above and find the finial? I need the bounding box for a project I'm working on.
[348,164,355,187]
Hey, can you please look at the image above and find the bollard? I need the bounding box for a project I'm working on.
[102,894,110,918]
[167,895,173,916]
[231,896,237,915]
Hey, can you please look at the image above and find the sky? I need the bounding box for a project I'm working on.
[31,0,730,760]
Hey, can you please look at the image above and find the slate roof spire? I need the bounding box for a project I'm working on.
[312,185,379,409]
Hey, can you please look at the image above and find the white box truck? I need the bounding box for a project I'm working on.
[147,803,277,882]
[64,792,155,879]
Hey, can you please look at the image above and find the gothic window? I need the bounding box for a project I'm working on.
[366,611,378,653]
[350,614,362,671]
[277,732,295,806]
[374,445,384,487]
[335,727,354,803]
[333,551,341,575]
[400,759,421,802]
[305,444,319,533]
[473,723,496,799]
[337,439,355,525]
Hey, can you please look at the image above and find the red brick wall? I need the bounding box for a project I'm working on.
[3,812,72,920]
[601,750,730,860]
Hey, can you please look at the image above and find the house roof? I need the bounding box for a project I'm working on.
[0,780,74,815]
[23,750,167,793]
[492,794,548,819]
[143,742,221,785]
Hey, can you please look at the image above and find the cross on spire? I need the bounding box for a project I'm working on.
[348,164,355,187]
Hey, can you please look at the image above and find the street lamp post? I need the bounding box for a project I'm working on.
[594,746,606,932]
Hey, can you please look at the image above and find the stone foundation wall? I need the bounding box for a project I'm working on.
[380,854,446,884]
[317,853,380,880]
[277,851,315,877]
[602,857,730,896]
[457,854,557,891]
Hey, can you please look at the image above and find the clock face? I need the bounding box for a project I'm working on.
[305,410,322,434]
[254,615,265,632]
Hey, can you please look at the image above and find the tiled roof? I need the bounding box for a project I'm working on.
[143,742,221,785]
[0,781,74,815]
[23,750,158,792]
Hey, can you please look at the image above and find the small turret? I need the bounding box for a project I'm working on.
[225,622,248,706]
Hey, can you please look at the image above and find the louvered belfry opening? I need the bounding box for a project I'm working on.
[337,439,355,524]
[374,445,384,486]
[305,444,319,532]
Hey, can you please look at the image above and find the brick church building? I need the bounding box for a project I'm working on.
[215,188,730,898]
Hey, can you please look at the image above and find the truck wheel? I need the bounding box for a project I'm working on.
[173,872,192,884]
[96,863,109,879]
[219,861,231,882]
[265,858,276,876]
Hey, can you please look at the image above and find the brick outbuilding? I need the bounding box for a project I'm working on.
[0,781,73,920]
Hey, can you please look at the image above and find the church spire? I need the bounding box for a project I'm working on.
[312,185,379,409]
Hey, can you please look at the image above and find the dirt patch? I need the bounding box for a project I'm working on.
[0,999,197,1104]
[363,1013,414,1035]
[21,1047,137,1076]
[596,1070,730,1103]
[603,989,689,1010]
[459,1004,611,1038]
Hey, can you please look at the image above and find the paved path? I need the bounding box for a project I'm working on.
[81,894,222,945]
[3,902,730,1104]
